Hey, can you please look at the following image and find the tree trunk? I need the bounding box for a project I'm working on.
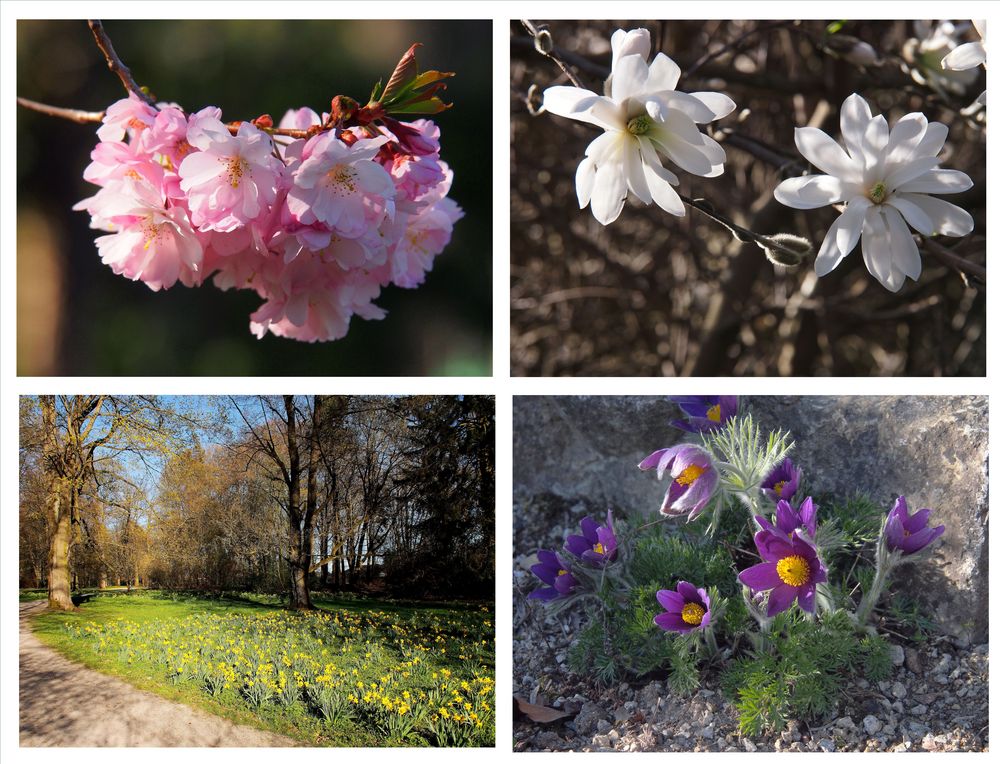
[47,493,75,610]
[98,571,107,589]
[285,395,313,610]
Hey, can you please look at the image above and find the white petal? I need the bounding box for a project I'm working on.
[977,89,987,105]
[884,205,922,281]
[893,193,974,237]
[885,156,941,190]
[624,142,652,204]
[646,53,681,92]
[575,156,597,208]
[611,28,651,71]
[584,130,625,163]
[941,41,986,71]
[637,143,685,217]
[912,122,949,158]
[896,168,973,195]
[611,54,649,102]
[637,137,680,185]
[794,127,858,179]
[542,86,620,131]
[884,113,928,165]
[861,115,889,170]
[590,157,627,225]
[815,196,869,275]
[861,207,896,290]
[774,174,848,209]
[649,130,713,176]
[648,91,716,123]
[698,133,728,177]
[840,93,873,160]
[973,19,986,41]
[887,195,934,235]
[659,109,705,145]
[689,92,737,120]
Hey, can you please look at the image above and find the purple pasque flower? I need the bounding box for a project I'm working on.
[884,496,945,555]
[756,496,817,539]
[528,550,578,601]
[738,526,828,616]
[565,509,618,566]
[654,581,712,633]
[761,457,802,502]
[669,396,739,433]
[638,444,718,520]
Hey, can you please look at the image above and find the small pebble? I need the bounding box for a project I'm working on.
[863,715,882,735]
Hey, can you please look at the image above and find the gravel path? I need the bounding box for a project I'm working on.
[19,601,296,747]
[513,498,989,753]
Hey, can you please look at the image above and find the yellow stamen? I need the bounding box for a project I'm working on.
[325,164,358,196]
[773,480,786,495]
[557,569,569,576]
[593,542,605,555]
[706,404,721,422]
[681,602,706,625]
[675,464,706,487]
[221,155,249,188]
[776,555,811,587]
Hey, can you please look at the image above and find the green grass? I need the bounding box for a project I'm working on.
[27,590,495,747]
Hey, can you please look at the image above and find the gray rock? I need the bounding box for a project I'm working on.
[596,718,613,734]
[835,716,857,731]
[892,682,907,699]
[911,703,928,716]
[513,395,988,640]
[574,702,608,735]
[863,715,883,735]
[888,644,905,666]
[818,738,836,752]
[905,648,923,674]
[743,739,757,752]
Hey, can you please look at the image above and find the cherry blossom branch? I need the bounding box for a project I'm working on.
[15,97,105,124]
[88,20,158,108]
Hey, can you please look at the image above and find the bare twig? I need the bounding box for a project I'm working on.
[679,193,808,264]
[16,97,104,124]
[88,20,158,107]
[681,20,793,85]
[520,20,586,88]
[919,236,985,285]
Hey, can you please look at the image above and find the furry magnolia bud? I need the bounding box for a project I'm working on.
[758,233,814,267]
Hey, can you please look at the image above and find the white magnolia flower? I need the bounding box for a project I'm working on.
[775,93,974,292]
[941,19,987,105]
[903,21,981,97]
[542,28,736,225]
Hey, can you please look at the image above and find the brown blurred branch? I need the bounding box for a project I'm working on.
[88,20,158,108]
[920,236,986,286]
[681,20,794,84]
[15,97,104,124]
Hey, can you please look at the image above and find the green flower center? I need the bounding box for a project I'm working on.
[675,464,707,487]
[868,181,888,204]
[681,602,706,625]
[776,554,811,587]
[627,115,653,136]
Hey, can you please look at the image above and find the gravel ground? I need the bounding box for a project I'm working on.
[513,498,989,753]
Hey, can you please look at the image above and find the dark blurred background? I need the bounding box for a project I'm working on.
[17,19,492,376]
[511,20,986,376]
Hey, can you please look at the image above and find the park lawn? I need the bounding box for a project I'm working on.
[29,590,495,747]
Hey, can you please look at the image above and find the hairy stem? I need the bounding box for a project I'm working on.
[521,20,586,89]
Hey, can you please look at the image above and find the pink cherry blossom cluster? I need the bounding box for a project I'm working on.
[75,93,463,341]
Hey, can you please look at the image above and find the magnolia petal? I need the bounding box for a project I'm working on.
[575,155,597,208]
[941,40,987,71]
[585,130,626,164]
[611,28,651,71]
[542,86,620,131]
[624,142,652,204]
[913,122,949,159]
[861,207,897,290]
[893,193,975,237]
[646,52,681,92]
[815,196,869,276]
[896,168,973,195]
[885,156,941,190]
[659,108,705,145]
[774,174,847,209]
[840,93,873,160]
[689,91,737,121]
[885,112,928,166]
[649,90,716,123]
[642,160,685,217]
[649,130,714,176]
[794,127,859,179]
[611,53,650,103]
[861,115,889,169]
[637,137,680,186]
[887,195,935,236]
[884,205,922,282]
[590,157,628,225]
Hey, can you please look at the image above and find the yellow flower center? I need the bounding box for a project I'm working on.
[627,115,653,136]
[707,404,721,422]
[681,602,706,625]
[222,155,249,188]
[773,480,786,495]
[326,164,358,196]
[557,569,569,576]
[675,464,706,487]
[867,181,887,205]
[593,542,605,555]
[776,554,811,587]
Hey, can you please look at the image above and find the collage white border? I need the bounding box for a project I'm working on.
[0,1,995,761]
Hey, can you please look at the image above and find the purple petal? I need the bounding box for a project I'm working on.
[579,516,600,542]
[739,561,782,591]
[596,526,617,557]
[754,528,796,562]
[676,581,700,603]
[884,513,907,551]
[669,418,700,433]
[564,534,590,557]
[654,612,694,633]
[553,572,577,595]
[797,585,817,613]
[530,562,557,586]
[656,588,686,613]
[903,507,932,534]
[755,514,778,535]
[799,497,817,536]
[775,500,799,535]
[901,523,945,554]
[528,586,560,601]
[766,583,799,616]
[638,447,672,472]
